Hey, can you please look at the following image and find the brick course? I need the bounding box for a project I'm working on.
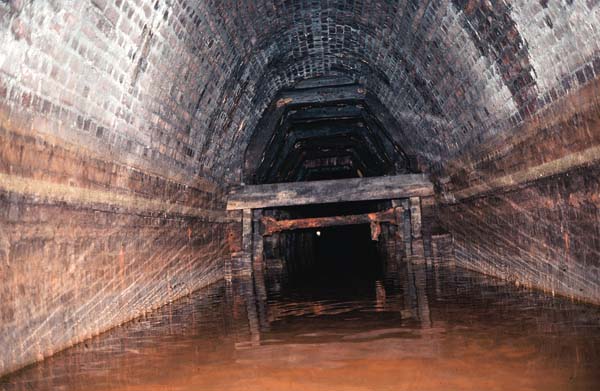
[1,1,598,182]
[0,0,599,377]
[440,163,600,304]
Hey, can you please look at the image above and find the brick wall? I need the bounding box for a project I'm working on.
[0,0,237,376]
[0,0,599,376]
[439,75,600,304]
[440,163,600,304]
[0,120,234,376]
[1,1,598,181]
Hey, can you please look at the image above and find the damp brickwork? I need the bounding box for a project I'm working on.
[440,74,600,195]
[0,0,237,376]
[0,119,233,376]
[0,194,230,375]
[0,0,599,378]
[440,162,600,304]
[205,0,600,177]
[1,1,599,181]
[437,68,600,303]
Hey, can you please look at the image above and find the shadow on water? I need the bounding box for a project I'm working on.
[2,231,600,390]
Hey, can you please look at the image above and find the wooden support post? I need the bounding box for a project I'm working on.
[400,245,431,327]
[410,197,425,260]
[234,277,261,347]
[410,197,422,240]
[252,209,265,269]
[239,209,253,276]
[420,196,435,262]
[224,257,233,283]
[392,199,406,261]
[251,209,269,331]
[402,199,412,257]
[413,264,431,328]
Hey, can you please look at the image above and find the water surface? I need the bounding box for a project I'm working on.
[1,261,599,391]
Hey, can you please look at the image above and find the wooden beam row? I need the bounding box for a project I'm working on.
[227,174,434,210]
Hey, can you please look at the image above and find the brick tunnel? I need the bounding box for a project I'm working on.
[1,1,600,389]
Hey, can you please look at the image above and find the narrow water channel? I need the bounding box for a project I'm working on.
[1,251,599,390]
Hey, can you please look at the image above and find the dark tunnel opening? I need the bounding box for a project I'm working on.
[260,200,392,293]
[279,224,383,289]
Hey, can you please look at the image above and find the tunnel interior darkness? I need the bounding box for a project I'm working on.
[0,0,599,380]
[273,224,383,289]
[262,200,388,288]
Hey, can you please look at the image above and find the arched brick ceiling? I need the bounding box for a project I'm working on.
[1,1,597,185]
[177,0,599,183]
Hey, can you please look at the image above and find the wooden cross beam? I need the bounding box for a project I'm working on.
[261,208,398,238]
[277,85,366,106]
[226,174,434,210]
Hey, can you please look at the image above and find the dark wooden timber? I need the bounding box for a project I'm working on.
[261,207,397,236]
[363,93,418,158]
[286,105,363,122]
[263,133,391,183]
[293,75,355,89]
[244,85,368,183]
[239,208,253,276]
[226,174,434,210]
[252,209,264,268]
[255,118,396,183]
[410,197,422,240]
[278,85,366,106]
[410,196,425,259]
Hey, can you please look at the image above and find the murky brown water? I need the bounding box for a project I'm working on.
[1,261,599,391]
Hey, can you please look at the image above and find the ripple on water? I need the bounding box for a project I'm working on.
[1,264,599,391]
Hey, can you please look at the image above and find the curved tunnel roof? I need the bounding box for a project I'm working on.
[0,1,598,185]
[170,0,599,182]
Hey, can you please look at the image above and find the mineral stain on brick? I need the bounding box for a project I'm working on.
[0,0,599,389]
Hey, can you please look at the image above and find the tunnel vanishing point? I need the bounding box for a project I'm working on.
[0,0,599,378]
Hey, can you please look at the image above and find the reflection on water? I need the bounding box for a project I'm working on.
[1,260,599,391]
